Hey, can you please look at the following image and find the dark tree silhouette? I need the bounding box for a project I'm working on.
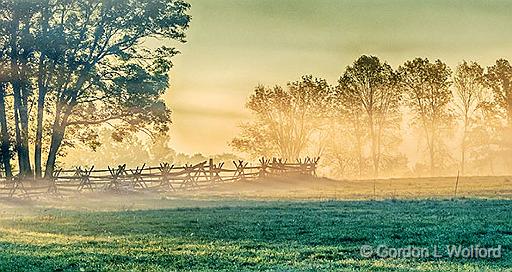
[0,0,191,178]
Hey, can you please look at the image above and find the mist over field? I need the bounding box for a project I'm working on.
[0,0,510,271]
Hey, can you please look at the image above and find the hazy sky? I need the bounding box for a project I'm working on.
[166,0,512,155]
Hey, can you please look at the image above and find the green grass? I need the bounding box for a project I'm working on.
[0,199,510,271]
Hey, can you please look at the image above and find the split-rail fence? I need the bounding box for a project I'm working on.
[0,157,320,198]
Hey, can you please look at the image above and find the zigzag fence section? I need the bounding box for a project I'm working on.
[0,157,320,198]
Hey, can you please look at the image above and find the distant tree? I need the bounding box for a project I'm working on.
[213,153,243,164]
[485,59,512,126]
[330,85,367,177]
[230,121,275,159]
[148,134,177,165]
[64,129,151,168]
[337,55,401,177]
[172,153,207,165]
[467,103,503,175]
[399,58,453,175]
[321,123,366,178]
[231,76,331,160]
[453,61,485,175]
[482,59,512,171]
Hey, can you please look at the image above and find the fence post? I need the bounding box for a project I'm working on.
[209,159,214,181]
[48,169,62,195]
[454,170,460,198]
[159,163,175,191]
[259,157,270,178]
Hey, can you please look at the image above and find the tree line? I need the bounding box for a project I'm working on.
[232,56,512,178]
[0,0,191,179]
[65,128,242,170]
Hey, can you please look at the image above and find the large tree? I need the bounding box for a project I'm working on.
[452,61,485,176]
[485,59,512,126]
[482,59,512,170]
[0,0,38,177]
[337,55,401,177]
[231,76,331,160]
[0,37,12,176]
[0,0,191,178]
[399,58,453,175]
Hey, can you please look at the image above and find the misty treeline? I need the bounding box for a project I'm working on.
[65,128,242,169]
[0,0,191,179]
[232,55,512,178]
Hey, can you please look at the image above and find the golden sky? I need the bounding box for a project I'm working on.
[166,0,512,155]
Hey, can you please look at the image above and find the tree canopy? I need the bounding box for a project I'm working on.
[233,56,512,178]
[0,0,191,178]
[231,76,331,160]
[337,55,401,177]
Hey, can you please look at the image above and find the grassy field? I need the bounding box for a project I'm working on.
[203,175,512,200]
[0,193,510,271]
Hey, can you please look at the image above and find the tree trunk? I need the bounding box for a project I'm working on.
[44,65,90,178]
[35,86,46,179]
[353,113,364,178]
[369,117,379,178]
[44,125,64,178]
[460,119,468,177]
[35,8,53,179]
[9,17,32,178]
[44,102,64,178]
[0,84,12,178]
[429,136,435,176]
[12,81,32,177]
[376,121,384,178]
[460,144,465,176]
[356,139,363,178]
[19,66,32,177]
[44,106,73,178]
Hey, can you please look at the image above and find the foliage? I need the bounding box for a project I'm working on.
[0,0,191,177]
[231,75,331,160]
[398,58,453,174]
[485,59,512,126]
[452,61,485,175]
[64,129,241,168]
[335,55,402,177]
[232,55,512,178]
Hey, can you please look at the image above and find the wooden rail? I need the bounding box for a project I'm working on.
[0,157,320,198]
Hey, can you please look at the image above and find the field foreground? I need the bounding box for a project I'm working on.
[0,191,510,271]
[201,175,512,200]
